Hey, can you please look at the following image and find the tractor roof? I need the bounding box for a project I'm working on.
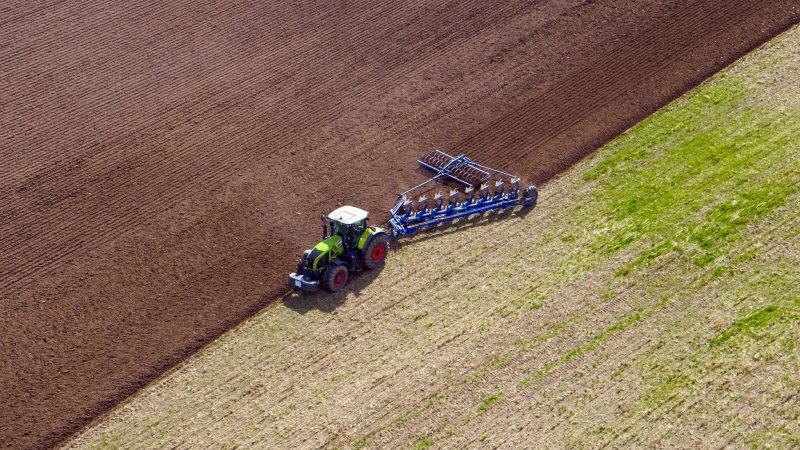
[328,205,368,225]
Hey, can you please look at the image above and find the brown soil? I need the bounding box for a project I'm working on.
[0,1,796,448]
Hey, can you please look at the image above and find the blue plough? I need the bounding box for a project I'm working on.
[387,150,537,237]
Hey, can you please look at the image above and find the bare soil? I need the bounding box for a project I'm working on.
[0,0,796,448]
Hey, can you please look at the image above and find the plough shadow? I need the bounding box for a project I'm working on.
[282,205,534,315]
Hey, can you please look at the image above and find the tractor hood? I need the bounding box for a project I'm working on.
[308,235,344,271]
[314,235,343,253]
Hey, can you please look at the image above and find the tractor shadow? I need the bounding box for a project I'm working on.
[282,265,385,314]
[282,205,535,314]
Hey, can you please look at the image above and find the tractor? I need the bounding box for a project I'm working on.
[288,205,390,292]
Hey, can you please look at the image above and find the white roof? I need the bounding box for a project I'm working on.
[328,205,368,225]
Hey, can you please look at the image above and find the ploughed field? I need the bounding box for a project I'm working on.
[0,1,797,448]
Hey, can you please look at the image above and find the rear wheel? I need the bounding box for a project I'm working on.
[522,185,538,208]
[363,235,389,270]
[322,264,348,292]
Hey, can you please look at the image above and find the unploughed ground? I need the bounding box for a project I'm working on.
[67,24,800,450]
[1,1,798,448]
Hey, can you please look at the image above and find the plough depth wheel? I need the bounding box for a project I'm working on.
[522,185,538,208]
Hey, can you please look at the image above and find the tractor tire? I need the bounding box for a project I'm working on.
[363,235,389,270]
[522,185,538,208]
[322,264,348,292]
[295,250,311,275]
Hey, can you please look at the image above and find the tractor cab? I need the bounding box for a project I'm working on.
[326,205,368,248]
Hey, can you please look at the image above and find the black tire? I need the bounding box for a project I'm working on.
[363,235,389,270]
[322,264,348,292]
[295,259,306,275]
[522,185,538,208]
[295,250,311,275]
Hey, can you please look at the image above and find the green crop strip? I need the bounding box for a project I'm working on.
[517,309,647,389]
[709,305,783,347]
[580,78,800,277]
[476,392,504,414]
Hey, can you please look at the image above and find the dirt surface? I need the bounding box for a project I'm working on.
[0,1,797,448]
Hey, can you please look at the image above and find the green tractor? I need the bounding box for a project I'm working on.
[288,206,390,292]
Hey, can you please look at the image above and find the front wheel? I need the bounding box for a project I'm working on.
[295,249,311,275]
[322,264,348,292]
[363,235,389,270]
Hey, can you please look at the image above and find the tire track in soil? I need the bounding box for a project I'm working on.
[0,1,68,29]
[1,0,797,448]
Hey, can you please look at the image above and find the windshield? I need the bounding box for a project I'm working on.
[330,220,342,238]
[331,220,367,248]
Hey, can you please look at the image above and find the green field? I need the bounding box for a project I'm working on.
[69,25,800,449]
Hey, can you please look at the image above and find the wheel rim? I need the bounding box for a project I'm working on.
[371,244,385,262]
[334,270,345,286]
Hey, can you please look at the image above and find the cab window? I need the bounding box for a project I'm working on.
[353,219,366,234]
[331,221,341,238]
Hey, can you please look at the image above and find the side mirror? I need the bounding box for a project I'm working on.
[321,215,328,239]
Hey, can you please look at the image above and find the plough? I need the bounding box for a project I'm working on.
[288,151,537,292]
[388,150,537,237]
